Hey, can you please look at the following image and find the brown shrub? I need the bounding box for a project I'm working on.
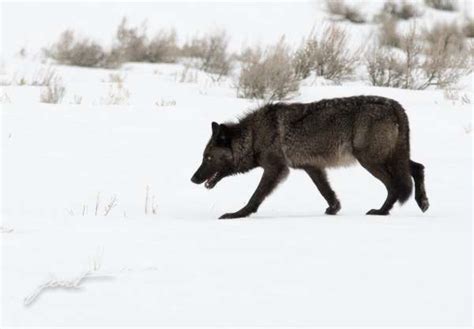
[113,17,148,62]
[424,0,457,11]
[237,38,300,102]
[423,21,465,53]
[382,1,422,20]
[45,30,108,67]
[181,31,232,78]
[326,0,366,24]
[378,15,402,48]
[463,18,474,38]
[40,77,66,104]
[365,46,404,88]
[294,24,360,82]
[367,24,471,89]
[147,29,180,63]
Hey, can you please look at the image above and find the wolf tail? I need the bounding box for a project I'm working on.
[390,102,413,204]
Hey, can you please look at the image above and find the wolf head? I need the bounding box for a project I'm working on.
[191,122,235,189]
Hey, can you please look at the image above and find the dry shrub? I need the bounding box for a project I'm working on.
[420,29,471,88]
[424,0,457,11]
[112,18,179,63]
[366,24,471,89]
[293,24,360,82]
[326,0,366,24]
[378,15,402,48]
[293,39,318,79]
[382,1,422,20]
[423,21,465,53]
[237,38,299,102]
[29,66,57,86]
[326,0,346,16]
[40,77,65,104]
[10,66,57,86]
[113,17,148,62]
[463,18,474,38]
[181,31,232,78]
[45,30,108,67]
[46,18,180,67]
[147,29,180,63]
[103,80,130,105]
[366,46,404,88]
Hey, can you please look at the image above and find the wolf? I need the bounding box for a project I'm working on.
[191,96,429,219]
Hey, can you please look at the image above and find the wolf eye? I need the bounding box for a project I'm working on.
[206,156,212,161]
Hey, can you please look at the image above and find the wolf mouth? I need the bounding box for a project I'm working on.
[205,172,220,189]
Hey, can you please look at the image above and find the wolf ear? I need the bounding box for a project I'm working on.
[211,122,219,134]
[212,123,232,147]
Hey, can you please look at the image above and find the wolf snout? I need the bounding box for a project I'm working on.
[191,173,203,184]
[191,174,199,184]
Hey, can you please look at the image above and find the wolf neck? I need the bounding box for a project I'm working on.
[228,121,255,173]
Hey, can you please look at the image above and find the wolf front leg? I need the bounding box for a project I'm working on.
[219,165,289,219]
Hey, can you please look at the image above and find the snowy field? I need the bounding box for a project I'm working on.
[1,1,473,327]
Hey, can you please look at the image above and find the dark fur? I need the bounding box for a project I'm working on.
[191,96,430,219]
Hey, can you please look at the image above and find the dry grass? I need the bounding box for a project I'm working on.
[103,195,118,216]
[144,185,158,215]
[23,249,106,306]
[40,77,65,104]
[103,80,130,105]
[237,38,300,102]
[30,66,58,86]
[71,95,83,105]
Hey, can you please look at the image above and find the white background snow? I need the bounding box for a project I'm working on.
[1,0,472,327]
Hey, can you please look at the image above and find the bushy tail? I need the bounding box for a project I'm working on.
[391,101,413,204]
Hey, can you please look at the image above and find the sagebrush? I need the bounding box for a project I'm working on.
[326,0,366,24]
[294,24,360,82]
[367,24,471,89]
[237,38,299,102]
[181,31,232,79]
[424,0,457,11]
[381,1,421,20]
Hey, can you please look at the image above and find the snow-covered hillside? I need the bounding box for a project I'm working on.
[1,1,472,327]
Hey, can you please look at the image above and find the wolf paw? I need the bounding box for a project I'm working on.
[417,198,430,213]
[325,201,341,215]
[366,209,389,216]
[219,212,249,219]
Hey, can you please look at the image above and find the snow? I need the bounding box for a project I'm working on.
[1,1,472,327]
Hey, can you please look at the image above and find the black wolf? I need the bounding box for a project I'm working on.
[191,96,429,219]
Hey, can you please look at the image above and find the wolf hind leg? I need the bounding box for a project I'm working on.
[303,166,340,215]
[410,160,429,212]
[358,159,401,215]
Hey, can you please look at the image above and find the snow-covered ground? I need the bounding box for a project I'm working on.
[1,1,472,327]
